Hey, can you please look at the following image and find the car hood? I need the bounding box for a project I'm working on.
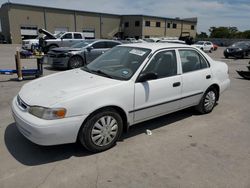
[38,28,56,39]
[50,47,82,53]
[19,69,121,107]
[22,39,39,42]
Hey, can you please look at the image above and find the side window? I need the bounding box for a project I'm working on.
[74,33,82,39]
[62,33,72,39]
[106,42,120,48]
[179,50,209,73]
[143,50,177,79]
[92,42,106,49]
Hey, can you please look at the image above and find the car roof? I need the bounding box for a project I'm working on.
[120,42,190,51]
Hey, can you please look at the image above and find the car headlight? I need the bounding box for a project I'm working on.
[58,53,69,58]
[236,48,242,51]
[28,106,66,120]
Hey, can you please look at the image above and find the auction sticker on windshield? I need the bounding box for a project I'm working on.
[129,49,146,56]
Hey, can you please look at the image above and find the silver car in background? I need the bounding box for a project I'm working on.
[46,39,121,69]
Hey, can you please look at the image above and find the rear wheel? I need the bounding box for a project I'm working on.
[79,108,123,152]
[68,56,83,69]
[196,87,218,114]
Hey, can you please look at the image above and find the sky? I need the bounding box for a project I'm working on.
[0,0,250,33]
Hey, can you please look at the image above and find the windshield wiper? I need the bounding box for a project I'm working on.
[92,69,113,78]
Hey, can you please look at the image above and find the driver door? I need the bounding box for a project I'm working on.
[133,50,182,123]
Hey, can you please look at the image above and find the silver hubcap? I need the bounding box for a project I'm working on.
[91,116,118,146]
[70,57,81,68]
[204,91,216,111]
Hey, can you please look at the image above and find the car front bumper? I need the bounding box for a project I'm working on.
[11,96,87,146]
[224,50,244,57]
[47,56,70,68]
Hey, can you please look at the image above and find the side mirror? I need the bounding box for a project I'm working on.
[87,46,93,52]
[137,72,158,82]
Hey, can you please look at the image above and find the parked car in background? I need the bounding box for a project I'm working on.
[142,38,160,42]
[213,43,218,51]
[38,29,85,52]
[12,43,230,152]
[192,41,214,52]
[224,41,250,59]
[46,39,121,69]
[158,39,186,44]
[22,37,39,50]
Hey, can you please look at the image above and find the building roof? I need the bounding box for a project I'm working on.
[1,2,197,23]
[122,15,197,23]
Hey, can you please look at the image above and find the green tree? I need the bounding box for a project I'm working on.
[196,32,208,38]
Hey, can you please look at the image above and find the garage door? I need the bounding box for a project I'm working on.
[54,27,68,35]
[20,26,38,39]
[83,29,95,39]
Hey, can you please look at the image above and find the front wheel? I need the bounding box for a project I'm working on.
[196,88,218,114]
[78,108,123,152]
[68,56,83,69]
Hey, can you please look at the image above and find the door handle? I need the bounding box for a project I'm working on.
[173,82,181,87]
[206,75,211,79]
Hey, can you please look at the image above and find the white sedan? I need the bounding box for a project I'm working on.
[12,43,230,152]
[192,41,214,52]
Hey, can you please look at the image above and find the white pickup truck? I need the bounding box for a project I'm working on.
[22,29,85,51]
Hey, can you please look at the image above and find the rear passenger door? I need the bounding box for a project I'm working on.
[61,33,73,47]
[178,49,212,108]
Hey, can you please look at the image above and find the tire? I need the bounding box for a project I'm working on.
[240,52,245,59]
[68,56,84,69]
[78,108,123,152]
[225,55,228,59]
[196,87,218,114]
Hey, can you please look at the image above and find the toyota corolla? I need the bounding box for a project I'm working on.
[12,43,230,152]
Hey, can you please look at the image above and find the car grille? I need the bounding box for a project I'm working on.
[17,95,29,110]
[48,53,57,58]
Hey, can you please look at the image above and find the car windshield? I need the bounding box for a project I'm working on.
[81,46,151,80]
[71,40,94,48]
[231,42,249,48]
[195,41,204,45]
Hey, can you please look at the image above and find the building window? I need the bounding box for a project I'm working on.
[125,22,129,28]
[156,22,161,27]
[135,21,140,27]
[167,23,171,28]
[145,21,150,27]
[191,25,195,30]
[173,23,177,29]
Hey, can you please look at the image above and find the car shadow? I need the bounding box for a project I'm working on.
[5,108,196,166]
[0,77,38,82]
[121,108,196,140]
[43,66,67,71]
[4,123,92,166]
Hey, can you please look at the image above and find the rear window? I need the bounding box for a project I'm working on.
[74,33,82,39]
